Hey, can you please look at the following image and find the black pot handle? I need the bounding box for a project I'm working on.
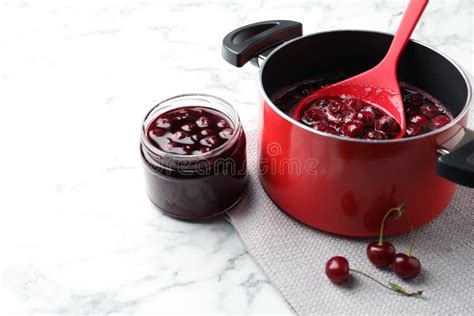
[222,20,302,67]
[437,127,474,188]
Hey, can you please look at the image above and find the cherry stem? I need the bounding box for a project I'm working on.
[349,268,423,297]
[405,215,416,256]
[378,204,405,245]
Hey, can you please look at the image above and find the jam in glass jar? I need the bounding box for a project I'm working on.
[140,94,247,220]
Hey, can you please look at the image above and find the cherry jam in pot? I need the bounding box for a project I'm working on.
[273,76,453,140]
[140,94,247,220]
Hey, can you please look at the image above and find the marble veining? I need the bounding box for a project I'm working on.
[0,0,472,314]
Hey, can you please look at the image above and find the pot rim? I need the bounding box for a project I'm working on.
[258,29,472,144]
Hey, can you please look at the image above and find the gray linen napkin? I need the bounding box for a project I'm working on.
[227,107,474,315]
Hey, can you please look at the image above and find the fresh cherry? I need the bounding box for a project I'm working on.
[367,242,396,268]
[392,254,421,279]
[325,256,349,284]
[367,204,405,267]
[392,213,422,279]
[325,256,422,297]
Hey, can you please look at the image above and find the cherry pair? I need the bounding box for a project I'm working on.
[367,204,421,279]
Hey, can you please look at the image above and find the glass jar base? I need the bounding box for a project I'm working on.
[146,190,247,221]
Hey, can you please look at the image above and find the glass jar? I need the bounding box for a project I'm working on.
[140,94,247,220]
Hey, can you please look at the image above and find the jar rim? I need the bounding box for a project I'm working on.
[141,93,242,163]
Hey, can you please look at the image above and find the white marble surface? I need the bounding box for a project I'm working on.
[0,0,472,314]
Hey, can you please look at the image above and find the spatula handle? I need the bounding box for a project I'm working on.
[383,0,429,67]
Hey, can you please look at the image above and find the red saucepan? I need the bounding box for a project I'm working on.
[222,20,474,237]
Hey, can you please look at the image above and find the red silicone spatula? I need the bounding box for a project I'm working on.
[294,0,429,138]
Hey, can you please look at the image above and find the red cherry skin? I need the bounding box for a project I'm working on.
[155,118,171,128]
[375,116,400,136]
[201,128,213,136]
[360,105,380,119]
[314,122,338,135]
[405,124,422,137]
[356,111,375,126]
[325,256,350,284]
[371,106,385,118]
[174,130,188,139]
[149,127,166,138]
[342,110,356,123]
[431,115,451,129]
[342,120,364,138]
[326,113,344,127]
[364,130,387,140]
[420,104,439,118]
[181,123,195,132]
[303,107,325,124]
[328,101,347,114]
[167,140,178,149]
[367,241,396,267]
[347,99,364,111]
[219,128,234,139]
[201,135,219,148]
[392,253,421,279]
[216,119,228,128]
[408,114,430,127]
[196,116,210,128]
